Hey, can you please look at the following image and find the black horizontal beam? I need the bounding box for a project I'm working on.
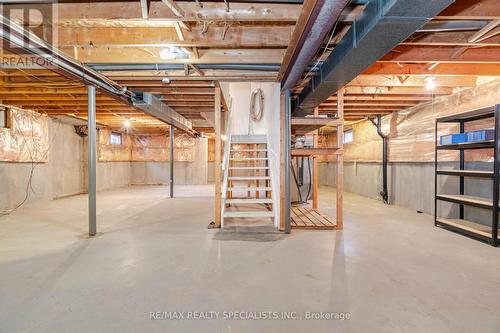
[295,0,455,114]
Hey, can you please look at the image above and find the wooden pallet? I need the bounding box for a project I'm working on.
[291,205,338,230]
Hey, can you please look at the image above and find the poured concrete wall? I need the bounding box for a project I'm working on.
[0,118,84,212]
[318,80,500,226]
[96,162,131,191]
[319,161,491,225]
[130,137,208,185]
[1,115,210,212]
[207,161,215,183]
[82,138,131,192]
[319,161,437,213]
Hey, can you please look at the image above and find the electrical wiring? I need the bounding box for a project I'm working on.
[15,67,77,84]
[0,16,128,216]
[0,111,36,216]
[0,111,62,217]
[298,21,340,88]
[290,160,303,204]
[305,157,312,201]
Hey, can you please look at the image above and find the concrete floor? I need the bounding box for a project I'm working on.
[1,185,499,333]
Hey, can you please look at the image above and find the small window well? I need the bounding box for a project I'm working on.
[0,107,11,129]
[344,129,353,144]
[110,132,122,145]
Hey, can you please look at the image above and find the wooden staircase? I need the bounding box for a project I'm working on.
[221,134,274,227]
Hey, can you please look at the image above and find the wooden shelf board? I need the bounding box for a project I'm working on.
[291,117,341,126]
[291,148,341,156]
[291,118,341,135]
[436,218,500,240]
[436,194,495,209]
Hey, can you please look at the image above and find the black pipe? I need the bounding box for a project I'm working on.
[369,115,389,204]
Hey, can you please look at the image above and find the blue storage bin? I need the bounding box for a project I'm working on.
[440,133,467,145]
[466,129,494,143]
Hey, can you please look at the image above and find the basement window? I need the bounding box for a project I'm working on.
[344,129,354,144]
[0,108,11,128]
[110,132,122,145]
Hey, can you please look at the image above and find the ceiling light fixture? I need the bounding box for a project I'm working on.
[124,119,131,128]
[425,77,436,90]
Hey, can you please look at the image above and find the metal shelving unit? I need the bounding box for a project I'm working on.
[435,105,500,246]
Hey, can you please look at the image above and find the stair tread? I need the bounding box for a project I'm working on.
[228,187,272,191]
[228,176,270,180]
[229,166,269,170]
[231,135,267,144]
[230,157,268,160]
[224,211,274,218]
[226,198,273,204]
[231,149,267,152]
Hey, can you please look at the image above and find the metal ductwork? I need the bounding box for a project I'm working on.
[132,93,197,136]
[295,0,455,113]
[89,64,281,72]
[0,15,132,104]
[280,0,350,91]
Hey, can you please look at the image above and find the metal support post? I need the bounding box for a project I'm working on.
[88,85,97,236]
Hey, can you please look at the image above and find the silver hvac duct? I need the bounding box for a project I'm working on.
[132,93,196,136]
[89,64,281,72]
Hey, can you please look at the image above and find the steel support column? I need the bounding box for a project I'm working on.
[169,125,174,198]
[284,89,291,233]
[88,85,97,236]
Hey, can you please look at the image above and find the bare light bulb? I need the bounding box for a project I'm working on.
[425,77,436,90]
